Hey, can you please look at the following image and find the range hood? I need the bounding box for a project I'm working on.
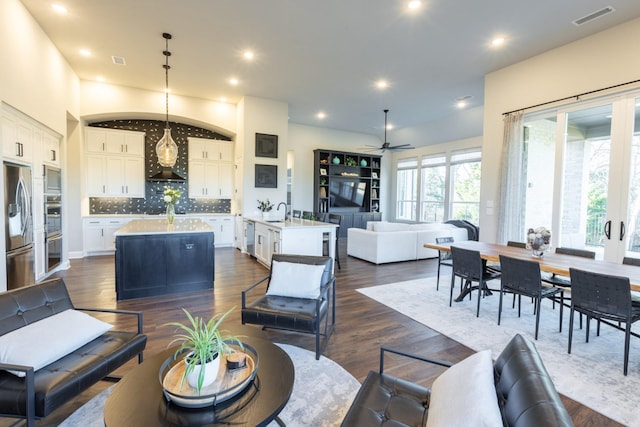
[148,167,185,183]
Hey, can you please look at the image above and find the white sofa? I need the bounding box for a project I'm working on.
[347,221,469,264]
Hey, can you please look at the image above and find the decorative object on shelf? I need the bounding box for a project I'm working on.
[372,189,378,199]
[163,307,243,395]
[156,33,179,168]
[320,168,327,175]
[345,156,358,166]
[360,159,368,167]
[255,133,278,158]
[526,226,551,258]
[163,186,182,224]
[372,172,378,179]
[319,187,327,198]
[255,164,277,188]
[320,178,327,185]
[332,156,340,165]
[340,172,359,177]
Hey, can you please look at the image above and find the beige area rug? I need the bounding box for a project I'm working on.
[358,276,640,427]
[60,343,360,427]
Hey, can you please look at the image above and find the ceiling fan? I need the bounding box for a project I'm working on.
[366,109,415,152]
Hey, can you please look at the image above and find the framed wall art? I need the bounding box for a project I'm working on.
[255,133,278,158]
[255,164,278,188]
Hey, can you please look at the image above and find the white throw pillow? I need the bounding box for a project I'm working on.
[426,350,502,427]
[0,309,113,377]
[266,260,326,299]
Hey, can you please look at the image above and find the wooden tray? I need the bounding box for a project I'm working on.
[159,343,258,408]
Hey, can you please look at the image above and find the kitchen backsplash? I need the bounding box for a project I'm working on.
[88,119,232,215]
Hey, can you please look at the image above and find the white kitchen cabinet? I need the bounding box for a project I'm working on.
[83,217,141,254]
[188,137,233,161]
[187,138,234,199]
[85,127,145,155]
[85,127,145,198]
[198,215,235,247]
[42,131,61,167]
[254,222,282,266]
[2,111,33,164]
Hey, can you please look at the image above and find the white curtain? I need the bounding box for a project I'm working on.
[497,111,525,244]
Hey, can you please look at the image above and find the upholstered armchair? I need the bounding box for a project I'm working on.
[241,254,336,360]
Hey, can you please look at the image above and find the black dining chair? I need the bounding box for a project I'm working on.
[568,268,640,375]
[449,246,501,317]
[542,247,596,288]
[292,210,302,219]
[435,237,453,291]
[302,210,314,220]
[498,255,564,339]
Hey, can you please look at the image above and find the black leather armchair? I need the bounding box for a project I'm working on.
[241,254,336,360]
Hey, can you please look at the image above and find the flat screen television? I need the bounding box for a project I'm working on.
[329,178,367,208]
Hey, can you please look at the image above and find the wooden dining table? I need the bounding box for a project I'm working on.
[424,240,640,292]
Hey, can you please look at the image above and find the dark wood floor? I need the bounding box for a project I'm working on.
[9,244,620,426]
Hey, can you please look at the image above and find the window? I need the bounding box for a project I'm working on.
[396,158,418,221]
[420,154,447,222]
[395,149,482,224]
[450,150,481,224]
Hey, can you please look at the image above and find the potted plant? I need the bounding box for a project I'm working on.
[165,307,243,394]
[257,199,274,220]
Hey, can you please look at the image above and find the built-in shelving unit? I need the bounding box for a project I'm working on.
[313,149,382,236]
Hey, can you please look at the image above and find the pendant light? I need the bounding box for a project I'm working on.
[155,32,178,167]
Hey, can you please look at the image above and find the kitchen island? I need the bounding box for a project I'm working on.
[113,218,215,300]
[247,217,338,268]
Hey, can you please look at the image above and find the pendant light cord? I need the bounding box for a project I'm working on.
[163,33,172,129]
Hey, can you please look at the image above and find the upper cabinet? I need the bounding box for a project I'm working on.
[85,127,146,198]
[2,111,34,164]
[42,131,61,167]
[187,137,234,199]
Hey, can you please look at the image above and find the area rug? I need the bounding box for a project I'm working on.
[357,277,640,427]
[60,343,360,427]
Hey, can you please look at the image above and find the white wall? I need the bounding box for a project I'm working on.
[288,124,386,215]
[481,17,640,242]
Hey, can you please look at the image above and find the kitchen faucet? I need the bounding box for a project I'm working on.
[277,202,288,221]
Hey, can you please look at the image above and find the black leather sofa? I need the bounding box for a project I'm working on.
[0,278,147,426]
[341,334,574,427]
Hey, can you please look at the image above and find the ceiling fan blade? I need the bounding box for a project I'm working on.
[391,145,415,150]
[390,144,411,148]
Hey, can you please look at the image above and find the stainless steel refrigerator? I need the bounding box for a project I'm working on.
[4,162,34,289]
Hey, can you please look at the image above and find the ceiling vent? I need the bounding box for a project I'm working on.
[572,6,615,26]
[111,55,126,65]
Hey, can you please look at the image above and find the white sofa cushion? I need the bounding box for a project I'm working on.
[347,228,418,264]
[267,260,325,299]
[0,309,113,377]
[426,350,502,427]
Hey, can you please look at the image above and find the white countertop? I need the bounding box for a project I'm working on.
[113,218,214,236]
[246,216,338,230]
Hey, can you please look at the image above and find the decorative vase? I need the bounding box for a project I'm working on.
[531,249,545,258]
[360,159,367,167]
[185,353,221,392]
[166,203,175,224]
[332,157,340,165]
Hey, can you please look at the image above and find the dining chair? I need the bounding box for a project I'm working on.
[302,210,314,220]
[326,214,342,270]
[435,237,453,291]
[449,246,501,317]
[486,240,527,274]
[498,255,564,339]
[622,257,640,303]
[542,247,596,288]
[568,268,640,375]
[292,210,302,219]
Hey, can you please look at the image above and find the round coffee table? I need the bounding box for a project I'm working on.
[104,336,294,426]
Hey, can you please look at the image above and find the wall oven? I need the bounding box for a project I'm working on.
[44,194,62,271]
[44,165,62,194]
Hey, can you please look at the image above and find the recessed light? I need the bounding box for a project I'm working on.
[219,97,227,103]
[375,80,389,90]
[96,76,105,83]
[52,4,68,14]
[317,112,327,120]
[386,124,394,131]
[455,95,473,109]
[491,37,505,47]
[408,1,421,10]
[243,51,254,60]
[79,49,91,57]
[229,78,239,86]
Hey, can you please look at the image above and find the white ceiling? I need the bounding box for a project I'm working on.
[20,0,640,141]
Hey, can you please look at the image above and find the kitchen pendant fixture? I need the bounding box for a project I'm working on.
[155,32,178,168]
